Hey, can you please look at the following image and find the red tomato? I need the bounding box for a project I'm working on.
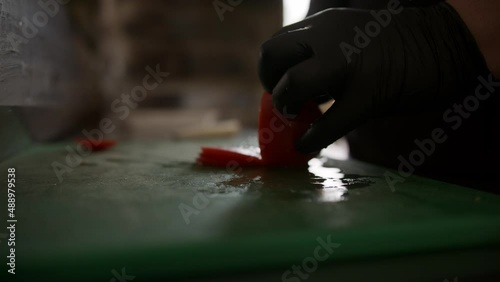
[198,147,262,167]
[197,92,321,167]
[77,139,117,152]
[258,92,321,166]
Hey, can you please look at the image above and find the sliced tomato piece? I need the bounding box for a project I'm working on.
[258,92,321,166]
[77,139,117,152]
[197,92,321,167]
[197,147,263,167]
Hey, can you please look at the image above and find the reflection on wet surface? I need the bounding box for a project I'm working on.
[308,158,347,202]
[208,157,375,203]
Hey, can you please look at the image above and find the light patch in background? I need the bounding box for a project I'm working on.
[321,137,350,161]
[283,0,311,26]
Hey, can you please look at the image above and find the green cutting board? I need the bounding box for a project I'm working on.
[0,134,499,282]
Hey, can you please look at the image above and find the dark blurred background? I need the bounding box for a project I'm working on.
[1,0,308,148]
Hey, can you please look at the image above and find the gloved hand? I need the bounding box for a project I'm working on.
[258,2,488,154]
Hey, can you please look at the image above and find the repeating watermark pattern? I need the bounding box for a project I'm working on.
[2,0,71,52]
[51,65,170,183]
[339,0,404,64]
[385,74,499,191]
[109,268,135,282]
[178,106,293,225]
[179,143,253,225]
[281,235,341,282]
[213,0,243,22]
[179,190,217,225]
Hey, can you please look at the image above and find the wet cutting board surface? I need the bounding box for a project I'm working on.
[0,133,499,281]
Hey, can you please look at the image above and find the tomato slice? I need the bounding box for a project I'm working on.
[258,92,322,166]
[77,139,117,152]
[197,92,321,167]
[198,147,262,167]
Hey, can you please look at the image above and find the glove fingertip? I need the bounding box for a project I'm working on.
[296,128,320,154]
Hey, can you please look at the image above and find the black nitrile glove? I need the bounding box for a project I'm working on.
[259,2,488,154]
